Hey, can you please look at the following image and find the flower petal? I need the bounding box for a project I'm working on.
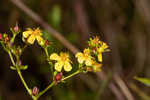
[98,53,102,62]
[27,35,36,44]
[50,53,60,61]
[77,56,85,64]
[64,62,72,72]
[23,31,32,38]
[55,62,63,72]
[83,48,90,55]
[36,36,44,46]
[85,58,92,66]
[75,52,83,58]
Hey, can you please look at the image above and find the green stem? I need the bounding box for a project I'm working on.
[8,51,16,66]
[44,48,53,75]
[36,70,81,99]
[8,51,33,98]
[16,66,32,95]
[44,47,49,57]
[61,70,81,81]
[36,81,55,99]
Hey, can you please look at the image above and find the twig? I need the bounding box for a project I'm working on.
[114,74,135,100]
[74,0,90,48]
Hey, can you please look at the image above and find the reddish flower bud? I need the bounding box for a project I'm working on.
[0,34,2,40]
[32,86,39,96]
[92,47,97,53]
[8,42,13,47]
[4,36,9,43]
[14,25,19,32]
[18,60,22,66]
[55,72,63,82]
[45,39,49,47]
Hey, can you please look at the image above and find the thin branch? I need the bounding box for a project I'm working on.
[114,74,135,100]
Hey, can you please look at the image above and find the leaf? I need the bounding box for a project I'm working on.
[134,76,150,86]
[20,65,28,70]
[10,66,16,70]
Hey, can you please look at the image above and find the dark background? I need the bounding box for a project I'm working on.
[0,0,150,100]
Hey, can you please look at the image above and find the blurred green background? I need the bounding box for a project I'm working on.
[0,0,150,100]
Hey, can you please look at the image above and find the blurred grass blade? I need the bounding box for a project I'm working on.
[48,5,61,29]
[129,82,150,100]
[134,76,150,86]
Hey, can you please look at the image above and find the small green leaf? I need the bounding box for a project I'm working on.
[10,66,16,70]
[20,65,28,70]
[134,76,150,86]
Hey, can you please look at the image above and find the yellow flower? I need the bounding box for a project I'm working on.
[92,62,102,72]
[97,42,109,62]
[23,28,44,45]
[75,48,93,66]
[88,36,102,47]
[87,62,102,72]
[50,52,72,72]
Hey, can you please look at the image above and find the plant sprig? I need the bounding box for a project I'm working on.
[0,25,109,100]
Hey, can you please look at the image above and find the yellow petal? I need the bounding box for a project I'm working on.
[60,52,69,59]
[55,62,63,72]
[75,52,83,58]
[85,58,92,66]
[83,48,90,54]
[97,47,103,53]
[64,62,72,72]
[27,35,36,44]
[23,31,32,38]
[98,53,102,62]
[102,43,109,49]
[77,56,85,64]
[36,36,44,45]
[93,63,102,71]
[50,53,60,61]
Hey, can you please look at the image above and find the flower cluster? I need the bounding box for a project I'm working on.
[0,26,109,100]
[76,36,109,72]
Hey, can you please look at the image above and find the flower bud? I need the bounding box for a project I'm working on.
[0,33,2,40]
[13,25,19,32]
[8,42,13,47]
[32,86,39,96]
[55,72,63,82]
[92,47,97,53]
[18,60,22,66]
[4,36,9,43]
[45,39,49,47]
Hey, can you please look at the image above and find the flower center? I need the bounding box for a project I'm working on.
[32,28,41,36]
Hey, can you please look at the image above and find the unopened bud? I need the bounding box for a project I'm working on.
[18,60,22,66]
[55,72,63,82]
[8,42,13,47]
[32,86,39,96]
[4,36,9,43]
[0,34,2,40]
[45,39,49,47]
[16,48,22,56]
[13,25,19,32]
[92,47,97,53]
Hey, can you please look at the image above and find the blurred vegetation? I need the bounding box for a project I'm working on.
[0,0,150,100]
